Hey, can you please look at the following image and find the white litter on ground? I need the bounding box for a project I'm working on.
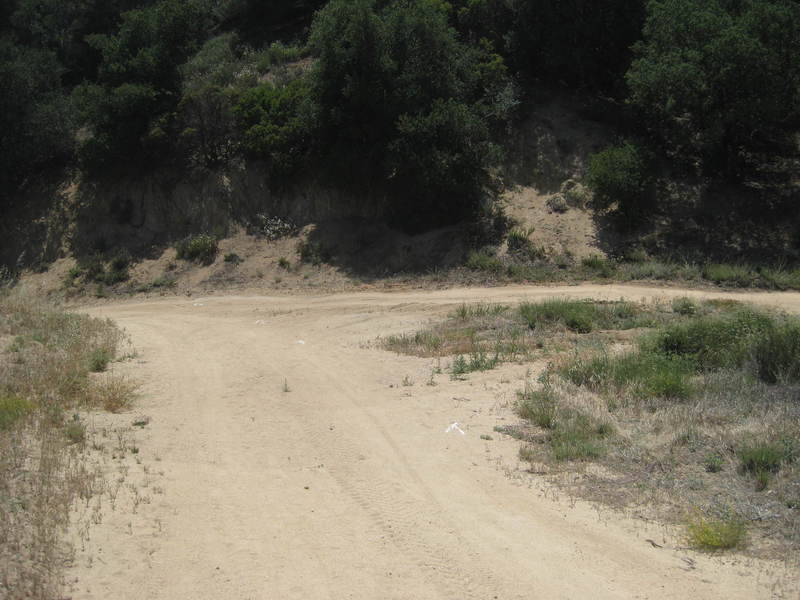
[444,422,466,435]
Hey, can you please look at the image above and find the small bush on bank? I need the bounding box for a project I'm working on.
[587,142,649,224]
[466,249,505,274]
[176,234,218,265]
[516,382,557,429]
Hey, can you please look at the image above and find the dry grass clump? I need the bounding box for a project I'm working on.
[0,288,136,599]
[381,299,677,376]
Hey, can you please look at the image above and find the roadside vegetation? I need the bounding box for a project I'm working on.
[463,245,800,292]
[0,286,137,599]
[383,298,800,557]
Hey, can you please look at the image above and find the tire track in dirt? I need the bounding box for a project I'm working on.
[70,285,800,600]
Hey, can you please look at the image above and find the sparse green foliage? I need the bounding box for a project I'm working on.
[0,393,32,430]
[686,511,746,551]
[753,324,800,384]
[466,249,505,274]
[519,299,597,333]
[89,348,112,372]
[65,415,86,444]
[516,381,556,429]
[672,297,698,316]
[704,453,724,473]
[224,252,242,265]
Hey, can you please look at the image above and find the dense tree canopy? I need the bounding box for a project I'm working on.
[0,0,798,233]
[627,0,800,177]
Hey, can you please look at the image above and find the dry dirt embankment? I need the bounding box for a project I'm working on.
[70,285,800,599]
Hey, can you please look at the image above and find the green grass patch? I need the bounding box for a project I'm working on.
[739,440,796,476]
[753,323,800,383]
[646,309,774,371]
[550,409,613,461]
[702,264,757,287]
[89,347,112,372]
[559,350,694,400]
[672,297,698,316]
[451,302,508,320]
[0,393,33,430]
[520,299,598,333]
[516,382,557,429]
[466,249,505,274]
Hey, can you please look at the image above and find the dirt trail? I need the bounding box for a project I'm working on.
[72,285,800,599]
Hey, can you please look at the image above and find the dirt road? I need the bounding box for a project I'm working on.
[71,285,800,599]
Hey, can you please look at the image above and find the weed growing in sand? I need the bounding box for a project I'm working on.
[0,290,136,597]
[686,511,746,551]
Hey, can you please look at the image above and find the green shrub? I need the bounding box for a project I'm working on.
[234,77,316,174]
[648,310,774,371]
[759,268,800,291]
[704,453,724,473]
[64,416,86,444]
[254,41,306,71]
[277,257,292,270]
[546,194,568,213]
[519,299,597,333]
[105,251,131,284]
[702,264,756,287]
[507,229,545,262]
[581,255,616,278]
[753,323,800,383]
[686,512,746,551]
[466,250,504,274]
[587,142,648,222]
[550,409,612,461]
[739,441,796,476]
[0,393,33,430]
[516,382,557,429]
[672,297,698,316]
[223,252,242,265]
[560,179,591,207]
[559,350,694,400]
[176,234,218,265]
[89,348,112,372]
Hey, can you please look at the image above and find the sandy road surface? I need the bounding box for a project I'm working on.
[71,285,800,599]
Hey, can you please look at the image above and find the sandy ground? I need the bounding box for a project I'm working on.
[68,285,800,599]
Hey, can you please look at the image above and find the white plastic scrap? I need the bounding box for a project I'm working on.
[296,340,306,345]
[444,422,466,435]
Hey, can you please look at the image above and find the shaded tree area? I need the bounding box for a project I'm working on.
[0,0,798,265]
[627,0,800,179]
